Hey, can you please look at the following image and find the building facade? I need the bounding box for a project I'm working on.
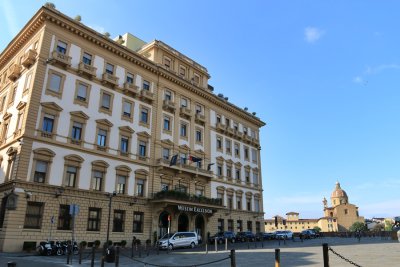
[0,6,265,252]
[265,182,364,233]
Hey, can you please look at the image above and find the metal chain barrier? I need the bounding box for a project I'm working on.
[328,246,362,267]
[119,250,231,267]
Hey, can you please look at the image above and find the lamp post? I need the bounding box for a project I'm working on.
[102,191,116,267]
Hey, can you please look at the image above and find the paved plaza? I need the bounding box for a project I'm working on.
[0,237,398,266]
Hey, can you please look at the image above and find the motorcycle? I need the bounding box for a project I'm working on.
[61,240,79,255]
[36,240,62,256]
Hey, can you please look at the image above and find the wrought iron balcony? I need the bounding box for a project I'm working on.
[21,49,37,68]
[156,158,213,179]
[51,51,71,68]
[152,190,223,207]
[78,62,97,79]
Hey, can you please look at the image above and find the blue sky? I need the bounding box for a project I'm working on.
[1,0,400,220]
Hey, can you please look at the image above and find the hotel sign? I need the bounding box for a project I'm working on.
[177,205,213,214]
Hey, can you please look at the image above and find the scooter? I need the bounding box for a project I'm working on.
[36,241,62,256]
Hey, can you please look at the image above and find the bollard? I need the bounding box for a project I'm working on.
[247,238,249,249]
[138,245,141,258]
[215,238,218,252]
[230,249,236,267]
[283,236,286,245]
[115,246,120,267]
[67,249,71,264]
[322,243,329,267]
[206,243,208,254]
[225,238,228,251]
[275,248,280,267]
[278,237,281,246]
[79,247,83,264]
[91,246,95,267]
[7,262,16,267]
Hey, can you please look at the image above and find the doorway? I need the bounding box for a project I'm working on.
[178,213,189,232]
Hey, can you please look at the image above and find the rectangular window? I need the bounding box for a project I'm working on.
[97,129,107,147]
[140,108,148,123]
[226,139,231,153]
[255,199,260,212]
[49,73,62,93]
[218,218,224,232]
[253,173,259,185]
[42,114,55,133]
[101,93,111,109]
[247,221,253,232]
[120,136,129,154]
[163,117,170,131]
[0,94,7,112]
[252,149,258,163]
[136,179,144,196]
[180,123,187,137]
[216,137,222,149]
[65,166,77,187]
[56,40,67,54]
[139,141,147,157]
[162,148,170,160]
[9,86,17,105]
[164,57,171,69]
[133,212,144,233]
[237,220,243,232]
[217,165,223,177]
[142,80,150,90]
[34,161,48,183]
[57,204,72,230]
[82,52,92,65]
[228,219,234,232]
[116,175,126,194]
[181,98,187,108]
[247,199,252,211]
[113,210,125,232]
[105,63,114,74]
[164,90,172,101]
[226,167,232,178]
[244,147,249,160]
[245,170,250,183]
[87,208,101,231]
[71,122,82,141]
[122,101,132,118]
[195,104,202,114]
[77,83,88,101]
[237,197,242,210]
[24,202,44,229]
[234,143,240,157]
[195,130,202,142]
[126,72,134,84]
[235,169,241,181]
[92,171,103,191]
[179,66,186,77]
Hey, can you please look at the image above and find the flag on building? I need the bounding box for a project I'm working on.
[169,154,178,166]
[207,163,215,171]
[189,155,202,162]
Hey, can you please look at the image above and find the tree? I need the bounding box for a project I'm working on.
[313,226,321,233]
[372,223,384,232]
[349,222,367,232]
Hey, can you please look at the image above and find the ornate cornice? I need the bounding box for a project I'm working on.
[0,6,265,128]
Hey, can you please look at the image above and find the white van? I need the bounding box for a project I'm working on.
[158,232,198,250]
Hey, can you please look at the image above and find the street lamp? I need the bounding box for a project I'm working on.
[102,191,116,267]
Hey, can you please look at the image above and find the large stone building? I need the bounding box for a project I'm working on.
[265,182,364,233]
[0,5,265,252]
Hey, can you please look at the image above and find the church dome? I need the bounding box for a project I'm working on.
[331,182,348,198]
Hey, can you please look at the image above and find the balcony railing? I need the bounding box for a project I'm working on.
[152,190,223,207]
[162,99,176,112]
[180,107,192,118]
[7,64,22,81]
[140,89,154,102]
[78,62,97,78]
[51,51,71,68]
[123,82,139,95]
[195,113,206,124]
[216,122,226,133]
[156,158,213,178]
[102,72,119,87]
[226,126,235,136]
[21,49,37,68]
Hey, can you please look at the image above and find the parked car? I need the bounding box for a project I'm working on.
[209,231,236,244]
[300,229,315,239]
[236,231,256,242]
[255,232,275,241]
[158,232,198,250]
[275,230,293,239]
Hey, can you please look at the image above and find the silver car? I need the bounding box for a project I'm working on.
[158,232,198,250]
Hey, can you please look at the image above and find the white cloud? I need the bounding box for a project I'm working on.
[353,64,400,84]
[304,27,325,44]
[2,0,19,36]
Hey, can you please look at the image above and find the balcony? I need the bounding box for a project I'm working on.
[102,72,119,87]
[216,122,226,133]
[252,137,260,147]
[51,51,71,68]
[21,49,37,68]
[152,190,223,207]
[78,62,97,79]
[156,158,213,179]
[179,107,192,118]
[195,113,206,124]
[123,82,139,95]
[226,126,235,136]
[235,130,244,140]
[7,64,22,81]
[140,89,154,102]
[242,134,252,143]
[162,99,175,113]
